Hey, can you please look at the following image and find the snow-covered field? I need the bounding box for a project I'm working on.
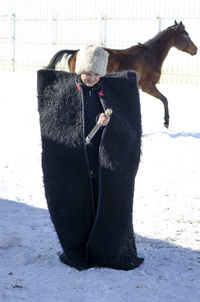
[0,72,199,302]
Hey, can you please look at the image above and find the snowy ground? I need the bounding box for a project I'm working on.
[0,72,199,302]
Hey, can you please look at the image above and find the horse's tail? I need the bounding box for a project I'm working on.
[46,49,77,70]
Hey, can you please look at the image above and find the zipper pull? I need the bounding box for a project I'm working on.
[89,90,92,97]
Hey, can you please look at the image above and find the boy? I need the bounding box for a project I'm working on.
[75,46,110,213]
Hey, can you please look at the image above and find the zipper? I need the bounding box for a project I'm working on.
[85,98,106,260]
[81,88,96,262]
[80,89,96,218]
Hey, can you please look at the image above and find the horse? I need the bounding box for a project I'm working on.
[46,21,197,128]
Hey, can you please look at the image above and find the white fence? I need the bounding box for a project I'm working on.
[0,0,200,84]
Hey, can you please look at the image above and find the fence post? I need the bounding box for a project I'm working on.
[98,11,103,45]
[49,12,55,58]
[157,15,161,32]
[11,13,16,72]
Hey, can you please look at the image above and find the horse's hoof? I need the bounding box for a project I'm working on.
[164,122,169,128]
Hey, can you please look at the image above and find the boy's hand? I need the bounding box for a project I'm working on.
[97,113,110,126]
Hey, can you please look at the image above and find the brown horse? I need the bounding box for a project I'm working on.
[47,21,197,128]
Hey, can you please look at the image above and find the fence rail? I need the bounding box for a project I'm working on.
[0,13,199,84]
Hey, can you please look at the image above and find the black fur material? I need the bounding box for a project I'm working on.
[37,69,144,270]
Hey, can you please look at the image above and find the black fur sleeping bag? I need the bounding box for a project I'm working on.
[37,69,144,270]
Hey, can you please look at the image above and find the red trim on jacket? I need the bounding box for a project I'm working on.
[76,84,81,91]
[99,90,103,97]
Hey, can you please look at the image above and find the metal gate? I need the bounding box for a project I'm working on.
[0,0,199,84]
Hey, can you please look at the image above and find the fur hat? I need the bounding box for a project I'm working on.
[75,46,109,77]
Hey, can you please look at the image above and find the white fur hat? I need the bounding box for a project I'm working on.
[75,45,109,77]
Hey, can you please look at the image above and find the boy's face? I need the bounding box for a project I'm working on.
[81,72,101,87]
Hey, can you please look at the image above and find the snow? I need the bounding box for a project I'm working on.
[0,72,200,302]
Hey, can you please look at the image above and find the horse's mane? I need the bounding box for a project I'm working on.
[137,30,167,51]
[140,23,184,51]
[142,28,169,49]
[138,42,149,50]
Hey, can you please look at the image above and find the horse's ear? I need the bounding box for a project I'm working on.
[180,21,183,25]
[174,20,178,25]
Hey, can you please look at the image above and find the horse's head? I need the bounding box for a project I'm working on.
[172,21,197,56]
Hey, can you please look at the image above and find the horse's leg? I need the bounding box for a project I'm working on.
[141,83,169,128]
